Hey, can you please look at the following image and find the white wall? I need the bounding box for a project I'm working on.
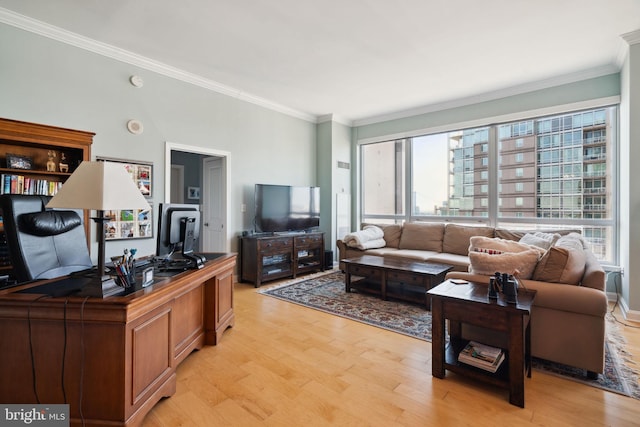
[0,24,317,262]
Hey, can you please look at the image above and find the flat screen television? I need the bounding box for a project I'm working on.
[254,184,320,233]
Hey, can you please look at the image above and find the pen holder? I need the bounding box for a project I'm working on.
[115,266,135,288]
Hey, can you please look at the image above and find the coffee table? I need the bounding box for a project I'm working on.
[428,279,536,407]
[343,255,453,308]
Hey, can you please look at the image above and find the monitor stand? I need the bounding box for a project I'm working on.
[180,217,206,269]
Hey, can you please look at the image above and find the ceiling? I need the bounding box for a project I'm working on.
[1,0,639,125]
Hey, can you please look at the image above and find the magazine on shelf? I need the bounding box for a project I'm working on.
[458,341,505,373]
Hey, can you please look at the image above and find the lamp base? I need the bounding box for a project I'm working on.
[78,275,123,298]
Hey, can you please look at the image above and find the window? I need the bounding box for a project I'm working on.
[361,140,405,218]
[360,106,617,263]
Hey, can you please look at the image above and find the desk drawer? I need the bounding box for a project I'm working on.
[443,300,509,331]
[347,265,382,279]
[387,271,426,286]
[295,234,323,247]
[259,238,292,252]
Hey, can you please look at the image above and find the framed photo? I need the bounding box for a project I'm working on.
[96,156,152,198]
[188,186,200,200]
[104,204,153,241]
[96,157,154,240]
[6,154,33,170]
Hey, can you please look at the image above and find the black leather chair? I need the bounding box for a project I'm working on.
[0,194,92,283]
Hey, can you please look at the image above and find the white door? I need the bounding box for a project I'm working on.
[170,164,184,203]
[202,157,225,252]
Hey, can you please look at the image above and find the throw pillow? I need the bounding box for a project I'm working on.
[442,224,494,256]
[398,222,445,252]
[468,236,544,279]
[519,231,561,250]
[532,232,586,285]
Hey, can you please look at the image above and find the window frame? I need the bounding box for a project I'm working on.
[357,99,620,265]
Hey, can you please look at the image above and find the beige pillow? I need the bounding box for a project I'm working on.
[468,236,543,279]
[519,231,561,250]
[398,222,445,252]
[443,224,494,256]
[361,223,402,248]
[532,232,586,284]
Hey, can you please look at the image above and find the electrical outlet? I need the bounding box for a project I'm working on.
[241,203,246,213]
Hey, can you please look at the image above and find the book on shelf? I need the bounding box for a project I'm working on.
[458,341,505,373]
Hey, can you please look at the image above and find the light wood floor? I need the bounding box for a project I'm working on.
[143,273,640,427]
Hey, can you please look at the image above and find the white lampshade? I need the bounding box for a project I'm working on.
[47,161,150,211]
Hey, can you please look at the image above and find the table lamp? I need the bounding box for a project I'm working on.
[47,161,150,297]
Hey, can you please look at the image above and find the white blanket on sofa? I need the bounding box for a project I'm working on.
[343,225,386,250]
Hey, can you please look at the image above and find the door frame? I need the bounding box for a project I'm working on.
[165,141,231,252]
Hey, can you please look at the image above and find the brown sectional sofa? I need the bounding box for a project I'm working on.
[336,222,608,376]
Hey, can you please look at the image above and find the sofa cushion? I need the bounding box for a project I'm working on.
[519,231,561,250]
[398,222,445,252]
[362,223,402,248]
[426,253,470,272]
[384,249,441,262]
[532,233,586,285]
[442,224,494,256]
[468,236,543,279]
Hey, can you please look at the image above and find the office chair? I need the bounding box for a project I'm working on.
[0,194,92,283]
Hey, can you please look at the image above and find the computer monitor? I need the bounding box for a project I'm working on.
[156,203,205,267]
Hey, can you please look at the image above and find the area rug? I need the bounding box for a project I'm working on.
[259,271,640,400]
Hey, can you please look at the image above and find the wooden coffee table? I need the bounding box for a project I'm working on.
[428,279,536,407]
[343,255,453,308]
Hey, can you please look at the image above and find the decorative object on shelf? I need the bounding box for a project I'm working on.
[58,152,69,173]
[126,119,144,135]
[187,186,200,200]
[6,154,33,170]
[46,150,57,172]
[96,157,153,241]
[46,161,150,298]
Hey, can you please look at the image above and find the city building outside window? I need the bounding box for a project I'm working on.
[360,105,617,263]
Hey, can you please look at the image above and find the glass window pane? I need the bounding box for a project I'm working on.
[361,140,405,216]
[412,128,488,217]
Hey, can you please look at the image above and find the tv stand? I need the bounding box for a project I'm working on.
[240,231,325,287]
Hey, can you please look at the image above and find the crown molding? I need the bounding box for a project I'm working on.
[0,8,316,123]
[621,29,640,45]
[316,114,353,127]
[616,29,640,67]
[353,64,620,127]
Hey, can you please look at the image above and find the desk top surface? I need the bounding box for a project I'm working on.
[0,252,236,303]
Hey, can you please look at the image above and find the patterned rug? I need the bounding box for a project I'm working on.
[259,271,640,400]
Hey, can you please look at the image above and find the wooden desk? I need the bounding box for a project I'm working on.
[0,253,236,427]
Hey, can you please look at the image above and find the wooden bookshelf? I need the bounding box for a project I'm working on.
[0,118,93,278]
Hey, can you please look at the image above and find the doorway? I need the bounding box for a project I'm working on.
[165,142,230,252]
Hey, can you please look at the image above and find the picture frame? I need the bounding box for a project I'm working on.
[96,156,152,198]
[6,154,33,170]
[96,157,154,240]
[104,204,153,241]
[188,186,200,200]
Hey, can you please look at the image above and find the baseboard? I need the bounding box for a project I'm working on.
[617,294,640,322]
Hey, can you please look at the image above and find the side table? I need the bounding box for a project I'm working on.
[428,279,536,407]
